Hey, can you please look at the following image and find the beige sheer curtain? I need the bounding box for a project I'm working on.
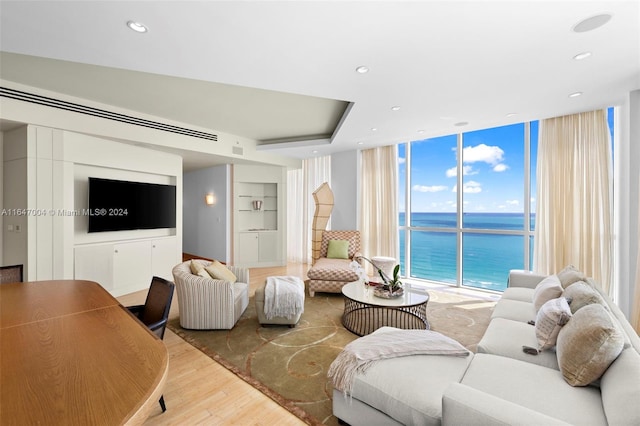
[360,145,399,262]
[287,156,331,264]
[533,109,613,292]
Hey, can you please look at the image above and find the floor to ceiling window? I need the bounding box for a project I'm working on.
[399,109,614,292]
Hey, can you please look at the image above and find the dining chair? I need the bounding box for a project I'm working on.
[127,276,175,413]
[0,264,24,284]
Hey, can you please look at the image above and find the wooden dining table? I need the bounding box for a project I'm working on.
[0,280,169,425]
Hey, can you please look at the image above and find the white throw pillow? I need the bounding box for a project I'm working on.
[532,274,563,312]
[556,264,586,289]
[535,297,572,351]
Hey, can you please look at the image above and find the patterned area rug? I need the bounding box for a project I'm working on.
[167,287,495,425]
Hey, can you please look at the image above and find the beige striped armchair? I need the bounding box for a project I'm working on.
[172,260,249,330]
[307,230,361,297]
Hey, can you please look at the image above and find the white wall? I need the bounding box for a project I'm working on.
[330,150,360,230]
[0,130,3,264]
[183,164,230,261]
[615,89,640,317]
[2,126,29,271]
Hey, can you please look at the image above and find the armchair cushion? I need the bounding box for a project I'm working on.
[189,259,209,277]
[307,257,360,282]
[205,260,237,283]
[327,240,350,259]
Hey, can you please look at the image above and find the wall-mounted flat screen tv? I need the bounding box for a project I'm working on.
[88,177,177,233]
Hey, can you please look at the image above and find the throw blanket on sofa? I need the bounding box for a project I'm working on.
[328,329,470,396]
[264,276,305,319]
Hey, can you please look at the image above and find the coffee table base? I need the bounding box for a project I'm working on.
[342,298,430,336]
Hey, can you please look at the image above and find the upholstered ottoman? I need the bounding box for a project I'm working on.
[255,276,305,327]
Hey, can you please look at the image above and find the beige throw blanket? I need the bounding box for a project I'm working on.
[328,328,470,396]
[264,276,305,320]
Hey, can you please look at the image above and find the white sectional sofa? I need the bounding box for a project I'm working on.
[332,268,640,425]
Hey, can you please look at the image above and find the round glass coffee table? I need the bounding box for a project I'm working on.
[341,281,430,336]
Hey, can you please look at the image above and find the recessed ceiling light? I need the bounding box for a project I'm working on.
[573,52,592,60]
[454,121,469,127]
[357,141,364,145]
[417,130,425,134]
[312,150,319,154]
[572,14,612,33]
[355,66,369,74]
[371,127,378,131]
[569,92,583,98]
[127,21,148,33]
[506,113,517,118]
[391,106,401,111]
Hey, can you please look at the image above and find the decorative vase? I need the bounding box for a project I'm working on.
[373,285,404,299]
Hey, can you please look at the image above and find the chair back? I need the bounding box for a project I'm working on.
[140,276,175,339]
[0,264,24,284]
[320,230,361,259]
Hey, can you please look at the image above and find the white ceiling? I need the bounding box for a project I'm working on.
[1,1,639,170]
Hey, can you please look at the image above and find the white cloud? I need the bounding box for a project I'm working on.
[463,144,504,165]
[412,184,448,193]
[398,157,406,164]
[493,163,509,172]
[506,200,520,206]
[452,181,482,193]
[446,165,476,177]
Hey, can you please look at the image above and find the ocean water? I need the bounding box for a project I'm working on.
[399,212,535,292]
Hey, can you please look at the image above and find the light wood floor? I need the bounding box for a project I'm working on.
[116,263,309,426]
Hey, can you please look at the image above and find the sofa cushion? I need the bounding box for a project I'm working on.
[556,303,625,386]
[535,297,572,351]
[600,348,640,426]
[307,257,360,282]
[491,298,536,323]
[347,346,474,425]
[460,353,607,425]
[477,318,559,370]
[205,260,237,283]
[561,281,607,313]
[556,264,586,289]
[327,239,350,259]
[532,274,563,312]
[501,287,534,302]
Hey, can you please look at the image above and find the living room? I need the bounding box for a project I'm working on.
[1,1,639,425]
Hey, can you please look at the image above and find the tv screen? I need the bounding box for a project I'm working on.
[88,177,176,233]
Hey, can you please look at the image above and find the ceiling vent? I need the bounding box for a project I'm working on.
[0,87,218,141]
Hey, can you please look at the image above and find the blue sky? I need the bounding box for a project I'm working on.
[399,123,531,213]
[399,108,614,214]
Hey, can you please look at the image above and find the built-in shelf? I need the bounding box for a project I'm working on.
[233,164,286,268]
[235,182,277,232]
